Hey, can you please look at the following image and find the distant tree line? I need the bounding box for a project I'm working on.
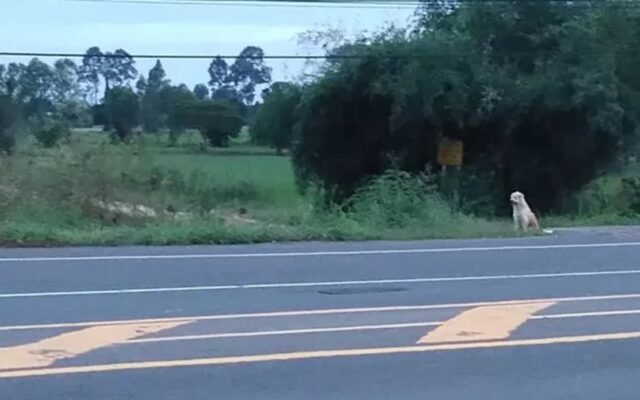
[0,45,272,149]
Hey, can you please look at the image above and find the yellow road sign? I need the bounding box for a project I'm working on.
[437,138,463,166]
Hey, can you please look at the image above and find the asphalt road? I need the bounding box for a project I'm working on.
[2,226,640,399]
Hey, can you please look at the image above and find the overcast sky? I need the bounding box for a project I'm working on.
[0,0,416,89]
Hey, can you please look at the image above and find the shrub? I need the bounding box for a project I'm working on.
[192,101,244,147]
[346,170,453,228]
[169,99,243,147]
[30,114,71,148]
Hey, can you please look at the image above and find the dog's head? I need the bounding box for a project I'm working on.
[510,191,526,206]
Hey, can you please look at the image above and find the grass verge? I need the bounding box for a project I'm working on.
[0,135,518,246]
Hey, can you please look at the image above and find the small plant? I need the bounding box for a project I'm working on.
[30,114,71,148]
[621,177,640,215]
[347,170,452,229]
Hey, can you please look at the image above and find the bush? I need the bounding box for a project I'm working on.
[59,101,93,128]
[29,114,71,148]
[574,173,640,217]
[345,170,459,228]
[293,169,508,240]
[172,99,243,147]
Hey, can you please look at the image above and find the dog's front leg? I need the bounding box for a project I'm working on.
[513,217,522,232]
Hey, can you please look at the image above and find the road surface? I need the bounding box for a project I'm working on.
[1,227,640,399]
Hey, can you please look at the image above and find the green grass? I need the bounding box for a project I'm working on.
[153,153,299,207]
[7,125,640,248]
[0,216,517,248]
[0,130,529,247]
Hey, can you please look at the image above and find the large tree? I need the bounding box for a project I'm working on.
[251,82,301,154]
[292,0,640,213]
[193,83,209,100]
[186,100,244,147]
[52,58,82,104]
[17,58,56,116]
[207,46,272,106]
[159,84,196,143]
[78,46,138,102]
[78,46,103,104]
[139,60,169,132]
[229,46,272,104]
[104,86,139,141]
[207,56,241,103]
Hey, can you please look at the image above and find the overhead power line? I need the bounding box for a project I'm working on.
[58,0,640,7]
[61,0,422,9]
[0,47,636,61]
[0,51,364,59]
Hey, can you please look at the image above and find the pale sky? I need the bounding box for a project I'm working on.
[0,0,417,89]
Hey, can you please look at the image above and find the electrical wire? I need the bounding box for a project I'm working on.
[1,46,637,61]
[59,0,423,9]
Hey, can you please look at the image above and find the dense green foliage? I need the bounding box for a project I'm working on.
[208,46,272,105]
[104,87,140,141]
[138,60,169,133]
[29,113,71,148]
[250,82,301,153]
[0,95,16,153]
[290,0,640,214]
[180,99,244,147]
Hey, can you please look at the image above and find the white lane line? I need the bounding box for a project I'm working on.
[532,309,640,320]
[1,241,640,263]
[128,321,444,343]
[130,308,640,344]
[2,293,640,332]
[3,268,640,299]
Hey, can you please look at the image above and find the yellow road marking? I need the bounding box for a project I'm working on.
[2,331,640,378]
[417,302,555,344]
[129,321,444,343]
[3,292,640,332]
[0,321,190,371]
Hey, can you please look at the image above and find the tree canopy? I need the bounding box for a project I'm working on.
[207,46,272,105]
[290,0,640,213]
[251,81,301,154]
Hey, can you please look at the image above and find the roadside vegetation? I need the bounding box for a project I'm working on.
[2,1,640,246]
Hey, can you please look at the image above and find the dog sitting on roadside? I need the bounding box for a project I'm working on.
[510,191,540,232]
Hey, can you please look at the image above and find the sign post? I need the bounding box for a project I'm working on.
[437,138,464,207]
[437,138,464,167]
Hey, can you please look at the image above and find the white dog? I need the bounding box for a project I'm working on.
[510,191,540,232]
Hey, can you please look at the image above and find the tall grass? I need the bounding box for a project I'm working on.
[152,153,299,207]
[0,133,514,246]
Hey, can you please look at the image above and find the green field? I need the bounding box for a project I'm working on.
[153,152,300,208]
